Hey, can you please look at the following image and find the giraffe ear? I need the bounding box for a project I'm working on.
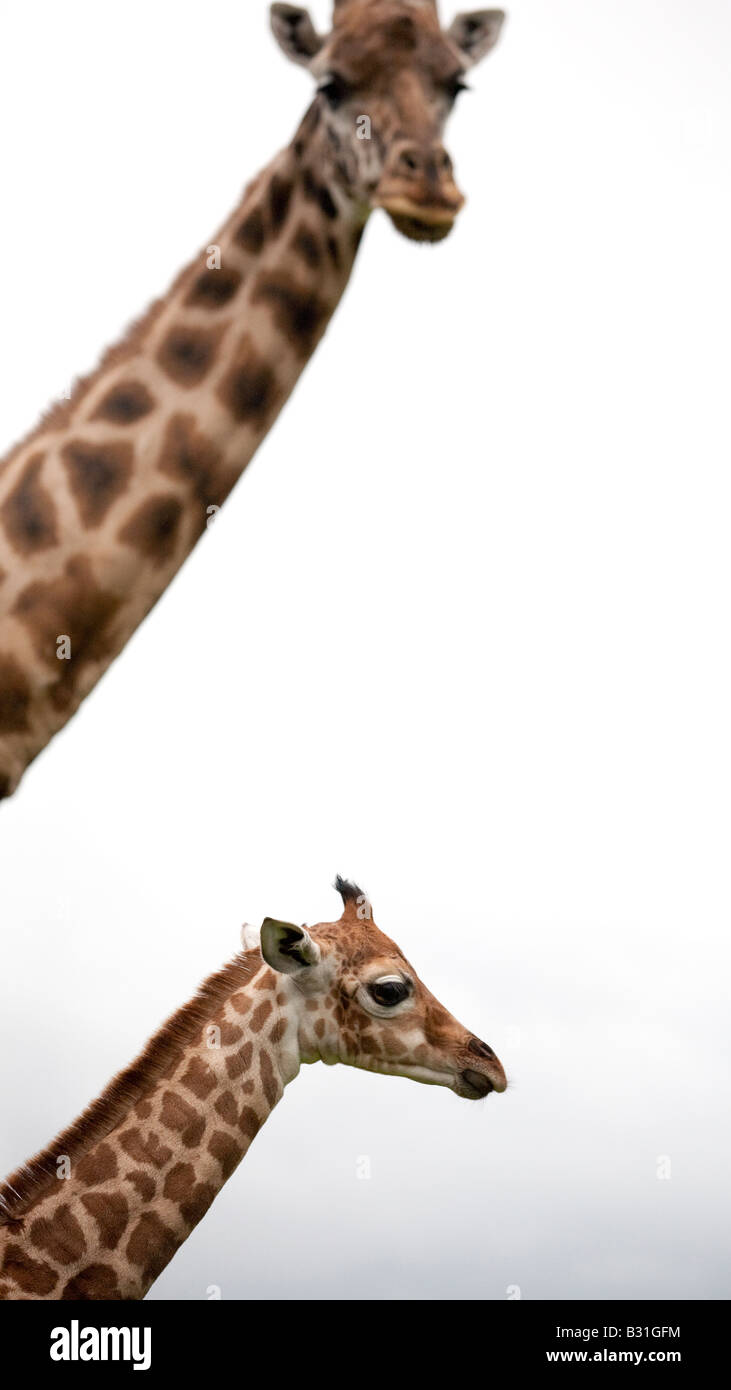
[260,918,322,975]
[241,922,261,951]
[446,9,506,67]
[270,5,325,68]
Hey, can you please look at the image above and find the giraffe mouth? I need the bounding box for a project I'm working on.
[387,211,456,244]
[459,1068,495,1100]
[376,197,461,244]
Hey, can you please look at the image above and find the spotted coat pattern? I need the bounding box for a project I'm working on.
[0,885,506,1299]
[0,124,362,801]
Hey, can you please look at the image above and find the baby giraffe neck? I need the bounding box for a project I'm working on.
[0,100,365,799]
[0,954,301,1300]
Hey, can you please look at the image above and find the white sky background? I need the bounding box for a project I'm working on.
[0,0,729,1299]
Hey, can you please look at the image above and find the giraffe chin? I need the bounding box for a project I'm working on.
[385,210,456,244]
[458,1068,496,1100]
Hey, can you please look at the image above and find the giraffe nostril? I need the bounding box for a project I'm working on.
[468,1037,495,1061]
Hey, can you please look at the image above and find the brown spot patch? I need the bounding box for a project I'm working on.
[126,1211,180,1283]
[61,438,133,527]
[260,1049,278,1107]
[230,992,252,1015]
[156,322,226,387]
[225,1041,253,1080]
[250,999,272,1033]
[292,225,322,270]
[157,413,236,519]
[220,1021,243,1046]
[75,1142,118,1187]
[0,655,31,735]
[185,266,242,310]
[180,1056,217,1101]
[80,1192,129,1250]
[163,1162,196,1202]
[118,493,183,567]
[61,1264,122,1300]
[159,1091,205,1148]
[30,1204,86,1265]
[1,1243,58,1296]
[13,556,122,713]
[239,1105,262,1142]
[386,13,418,49]
[119,1128,172,1171]
[251,272,329,358]
[125,1170,156,1203]
[235,207,266,255]
[217,333,281,426]
[269,1018,286,1045]
[302,168,338,221]
[180,1181,216,1230]
[91,380,155,425]
[269,174,294,231]
[214,1090,239,1126]
[209,1130,241,1181]
[1,452,58,554]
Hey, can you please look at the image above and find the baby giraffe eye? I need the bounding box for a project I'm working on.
[368,977,410,1007]
[317,73,351,110]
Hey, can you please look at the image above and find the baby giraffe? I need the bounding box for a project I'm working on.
[0,878,506,1300]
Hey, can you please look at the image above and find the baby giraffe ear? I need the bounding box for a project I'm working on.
[240,922,261,951]
[270,5,325,67]
[260,918,322,975]
[447,9,506,66]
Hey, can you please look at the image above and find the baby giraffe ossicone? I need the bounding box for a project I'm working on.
[0,878,506,1300]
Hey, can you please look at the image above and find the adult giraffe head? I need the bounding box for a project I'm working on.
[271,0,506,242]
[253,876,507,1098]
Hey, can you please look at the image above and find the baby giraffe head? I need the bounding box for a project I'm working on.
[270,0,506,242]
[254,876,507,1099]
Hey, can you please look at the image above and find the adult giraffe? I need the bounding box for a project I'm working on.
[0,1,505,800]
[0,879,506,1299]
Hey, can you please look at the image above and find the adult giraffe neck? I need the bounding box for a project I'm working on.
[0,104,365,803]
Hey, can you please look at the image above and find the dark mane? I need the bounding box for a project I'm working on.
[0,951,258,1225]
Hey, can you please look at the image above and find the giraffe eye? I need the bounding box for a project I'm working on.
[446,75,470,104]
[368,978,410,1007]
[317,73,351,110]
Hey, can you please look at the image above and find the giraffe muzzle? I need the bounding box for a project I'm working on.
[457,1036,507,1099]
[461,1068,495,1098]
[375,142,466,243]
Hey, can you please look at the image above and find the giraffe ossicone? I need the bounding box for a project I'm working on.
[0,1,506,801]
[0,877,506,1300]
